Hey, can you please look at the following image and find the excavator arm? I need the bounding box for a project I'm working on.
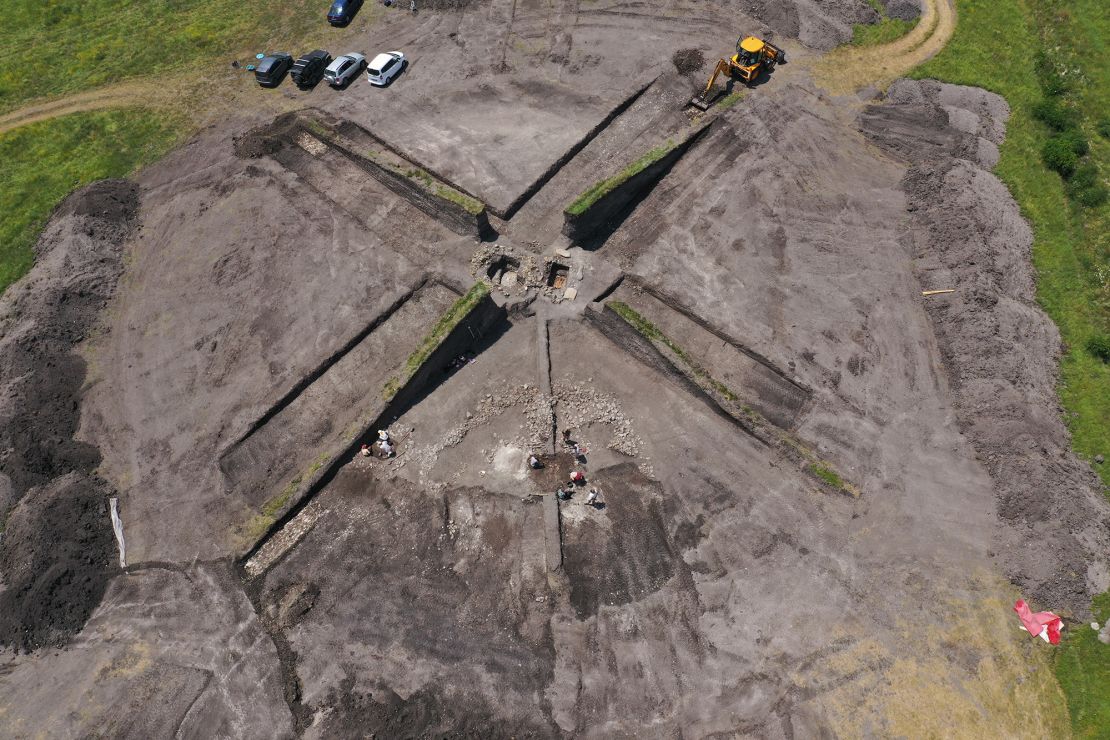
[688,58,733,111]
[701,58,732,96]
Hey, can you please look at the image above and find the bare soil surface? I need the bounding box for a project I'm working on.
[75,124,454,563]
[0,562,292,738]
[0,180,137,650]
[0,0,1102,736]
[861,78,1110,610]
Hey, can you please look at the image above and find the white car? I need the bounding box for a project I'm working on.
[323,53,366,87]
[366,51,405,86]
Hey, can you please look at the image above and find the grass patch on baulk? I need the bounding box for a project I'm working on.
[607,300,858,496]
[913,0,1109,489]
[0,0,327,113]
[912,0,1109,734]
[567,141,677,216]
[382,283,490,400]
[0,110,182,294]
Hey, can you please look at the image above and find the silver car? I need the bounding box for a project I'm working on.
[323,53,366,87]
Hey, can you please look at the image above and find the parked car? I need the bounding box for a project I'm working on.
[291,50,332,88]
[327,0,363,26]
[324,53,366,88]
[254,53,293,88]
[366,51,405,86]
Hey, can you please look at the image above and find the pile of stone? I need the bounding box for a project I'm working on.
[552,381,643,457]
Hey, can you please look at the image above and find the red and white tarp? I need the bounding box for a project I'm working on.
[1014,599,1063,645]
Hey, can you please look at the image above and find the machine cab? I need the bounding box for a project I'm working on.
[733,36,765,69]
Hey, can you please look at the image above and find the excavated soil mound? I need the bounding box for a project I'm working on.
[0,473,118,652]
[671,48,705,76]
[0,179,136,501]
[232,112,301,159]
[861,79,1110,614]
[0,179,136,650]
[736,0,878,50]
[883,0,922,20]
[313,680,554,739]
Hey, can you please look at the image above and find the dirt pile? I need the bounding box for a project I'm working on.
[0,179,137,499]
[312,681,552,739]
[882,0,922,20]
[0,179,136,649]
[0,473,117,651]
[861,79,1110,614]
[671,48,705,75]
[734,0,879,50]
[232,112,301,159]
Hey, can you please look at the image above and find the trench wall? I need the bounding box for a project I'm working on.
[562,120,714,242]
[611,279,812,430]
[238,290,507,562]
[583,303,769,445]
[308,119,491,238]
[219,280,457,508]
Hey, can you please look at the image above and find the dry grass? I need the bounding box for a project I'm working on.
[809,575,1070,737]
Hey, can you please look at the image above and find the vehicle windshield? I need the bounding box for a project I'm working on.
[737,49,758,66]
[330,2,345,12]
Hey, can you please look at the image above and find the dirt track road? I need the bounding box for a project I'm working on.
[813,0,956,93]
[0,81,171,135]
[0,0,956,137]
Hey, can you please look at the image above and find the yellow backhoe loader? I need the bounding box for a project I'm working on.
[689,36,784,110]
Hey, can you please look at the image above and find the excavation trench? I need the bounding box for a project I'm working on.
[219,279,459,511]
[239,291,509,571]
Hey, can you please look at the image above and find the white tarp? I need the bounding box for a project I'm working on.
[109,497,126,568]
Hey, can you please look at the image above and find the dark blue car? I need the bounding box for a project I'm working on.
[327,0,363,25]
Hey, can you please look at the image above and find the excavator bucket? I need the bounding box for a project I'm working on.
[688,59,730,110]
[688,90,719,111]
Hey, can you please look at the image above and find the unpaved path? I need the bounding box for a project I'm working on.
[813,0,956,94]
[0,81,172,135]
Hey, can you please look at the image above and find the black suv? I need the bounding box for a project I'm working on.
[254,53,293,88]
[291,50,332,88]
[327,0,363,26]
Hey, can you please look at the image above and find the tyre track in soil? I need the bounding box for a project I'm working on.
[0,0,954,136]
[0,81,173,135]
[812,0,956,95]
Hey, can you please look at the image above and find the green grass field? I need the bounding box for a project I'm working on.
[1056,593,1110,737]
[0,0,326,113]
[0,110,182,292]
[0,0,331,295]
[914,0,1108,733]
[852,17,917,46]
